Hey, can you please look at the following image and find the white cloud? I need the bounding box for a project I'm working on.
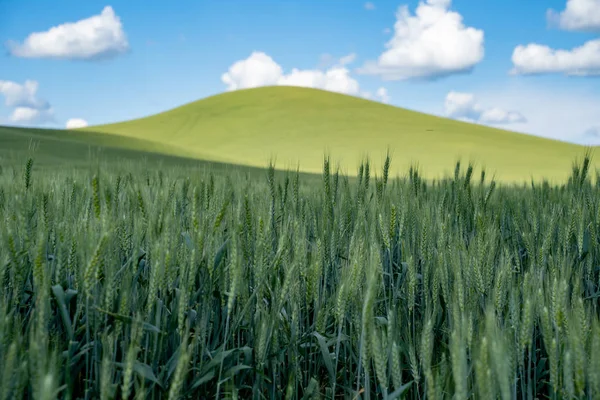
[357,0,484,80]
[0,79,55,125]
[479,108,527,124]
[221,51,361,95]
[66,118,89,129]
[10,107,40,122]
[365,2,376,10]
[10,107,54,124]
[444,91,526,125]
[0,80,49,109]
[443,84,600,143]
[512,0,600,76]
[7,6,129,60]
[279,67,360,94]
[221,52,282,90]
[444,92,480,119]
[547,0,600,32]
[376,87,391,103]
[511,39,600,76]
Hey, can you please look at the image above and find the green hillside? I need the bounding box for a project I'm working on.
[0,124,195,167]
[81,86,596,183]
[0,124,241,176]
[0,124,324,185]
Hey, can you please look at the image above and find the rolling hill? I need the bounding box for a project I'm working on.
[2,86,594,183]
[81,86,596,183]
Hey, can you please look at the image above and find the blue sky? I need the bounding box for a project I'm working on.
[1,0,599,143]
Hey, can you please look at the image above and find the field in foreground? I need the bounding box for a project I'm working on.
[82,86,597,183]
[1,156,600,399]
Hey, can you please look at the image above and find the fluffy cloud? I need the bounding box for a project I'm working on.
[221,52,361,95]
[512,0,600,76]
[0,79,55,124]
[444,91,526,125]
[7,6,129,60]
[221,52,282,90]
[365,2,376,10]
[66,118,89,129]
[511,39,600,76]
[357,0,484,80]
[547,0,600,32]
[433,84,600,143]
[0,79,54,124]
[444,92,479,120]
[0,80,49,109]
[10,107,54,124]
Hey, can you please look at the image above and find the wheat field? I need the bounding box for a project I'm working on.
[0,154,599,399]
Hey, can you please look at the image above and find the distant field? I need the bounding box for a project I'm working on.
[0,124,200,167]
[0,124,321,183]
[80,86,597,184]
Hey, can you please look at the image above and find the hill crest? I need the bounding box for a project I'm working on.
[82,86,594,183]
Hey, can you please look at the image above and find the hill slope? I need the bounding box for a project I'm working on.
[80,86,595,183]
[0,124,322,183]
[0,124,250,174]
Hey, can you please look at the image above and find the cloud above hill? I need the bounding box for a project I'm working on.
[221,52,393,104]
[357,0,484,80]
[7,6,129,60]
[66,118,89,129]
[221,52,361,96]
[441,84,600,144]
[444,91,526,125]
